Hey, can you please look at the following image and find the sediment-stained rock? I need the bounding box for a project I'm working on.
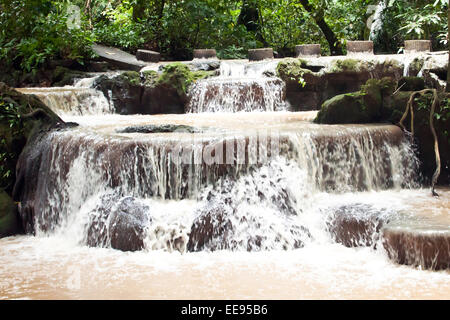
[382,223,450,270]
[326,204,392,247]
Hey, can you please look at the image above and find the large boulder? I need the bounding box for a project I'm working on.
[0,190,20,237]
[109,197,151,252]
[187,200,233,252]
[276,57,403,111]
[0,82,73,235]
[94,64,215,115]
[187,174,310,252]
[86,194,151,252]
[94,71,143,114]
[314,77,396,124]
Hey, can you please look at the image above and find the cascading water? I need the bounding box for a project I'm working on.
[16,75,114,117]
[15,114,419,253]
[2,59,449,300]
[187,60,288,112]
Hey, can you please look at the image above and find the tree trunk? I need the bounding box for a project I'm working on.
[133,0,146,22]
[237,0,268,46]
[84,0,92,29]
[155,0,166,51]
[299,0,344,56]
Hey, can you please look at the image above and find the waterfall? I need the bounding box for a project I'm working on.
[16,87,113,117]
[15,120,419,252]
[187,60,289,113]
[16,74,115,117]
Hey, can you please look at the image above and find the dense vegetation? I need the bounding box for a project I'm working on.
[0,0,448,72]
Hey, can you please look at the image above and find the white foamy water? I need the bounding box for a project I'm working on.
[5,63,449,300]
[1,188,449,300]
[15,73,118,117]
[16,87,113,117]
[16,113,419,249]
[187,60,288,113]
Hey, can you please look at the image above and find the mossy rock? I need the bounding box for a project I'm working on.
[315,77,395,124]
[156,63,213,97]
[0,189,20,237]
[0,82,67,194]
[397,77,425,92]
[314,92,372,124]
[329,59,369,73]
[276,59,311,79]
[276,58,317,90]
[116,71,141,86]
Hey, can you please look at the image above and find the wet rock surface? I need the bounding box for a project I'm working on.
[117,124,201,134]
[187,200,234,252]
[87,194,151,252]
[187,198,309,252]
[94,64,215,115]
[276,57,403,111]
[0,83,74,234]
[326,204,392,247]
[187,162,312,252]
[186,60,221,72]
[109,197,151,252]
[314,77,396,124]
[382,222,450,271]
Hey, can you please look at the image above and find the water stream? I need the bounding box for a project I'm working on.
[2,59,449,299]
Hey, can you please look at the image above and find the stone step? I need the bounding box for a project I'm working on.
[404,40,432,54]
[136,49,161,63]
[193,49,217,59]
[347,41,374,54]
[382,220,450,271]
[92,44,147,71]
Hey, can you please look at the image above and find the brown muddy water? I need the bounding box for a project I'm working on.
[1,188,449,300]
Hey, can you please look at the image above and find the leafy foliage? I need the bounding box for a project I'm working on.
[0,0,448,68]
[0,99,23,190]
[0,0,95,72]
[370,0,448,53]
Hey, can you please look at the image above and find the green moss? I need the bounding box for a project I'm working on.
[117,71,141,86]
[142,70,159,86]
[315,77,396,124]
[314,91,369,124]
[276,58,313,88]
[191,70,216,81]
[330,59,364,73]
[156,63,213,96]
